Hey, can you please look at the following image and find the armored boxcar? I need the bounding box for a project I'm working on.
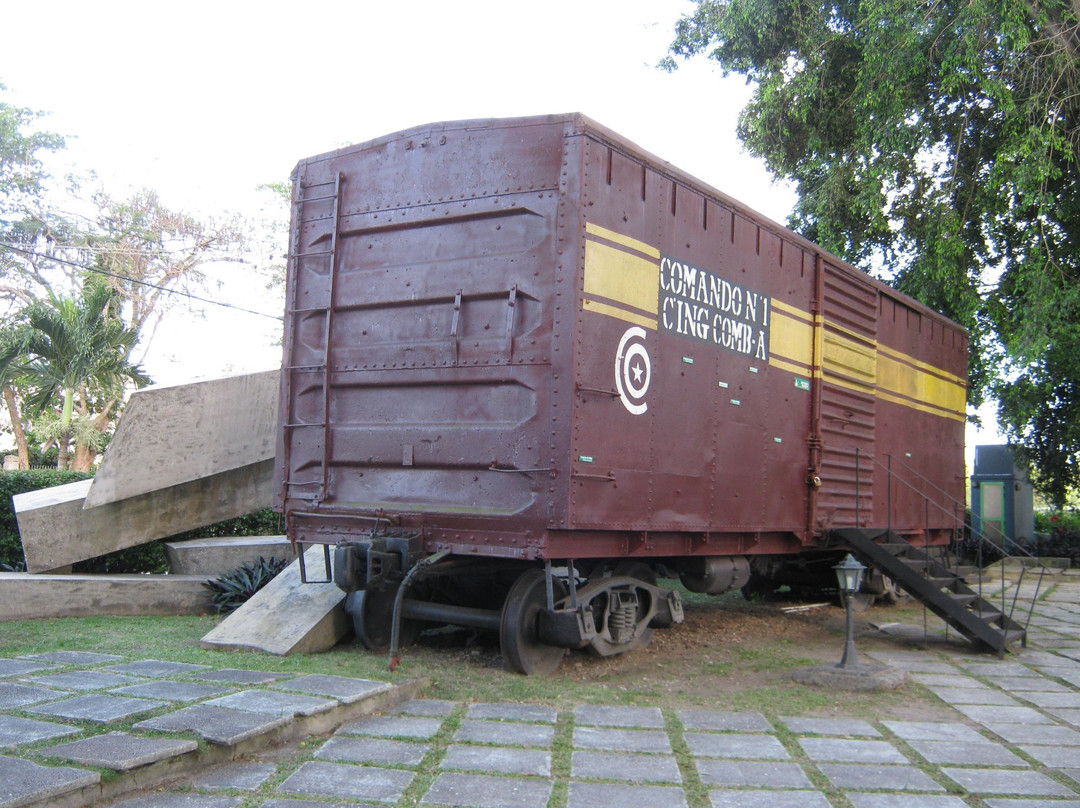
[274,114,968,673]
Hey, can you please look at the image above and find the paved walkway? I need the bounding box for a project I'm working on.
[5,572,1080,807]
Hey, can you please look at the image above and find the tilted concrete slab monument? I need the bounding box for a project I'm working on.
[14,370,279,573]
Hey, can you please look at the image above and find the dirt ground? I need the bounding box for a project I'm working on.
[414,591,962,719]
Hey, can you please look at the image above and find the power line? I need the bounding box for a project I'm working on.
[0,241,284,321]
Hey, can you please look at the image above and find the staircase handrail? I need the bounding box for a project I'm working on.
[860,451,1046,640]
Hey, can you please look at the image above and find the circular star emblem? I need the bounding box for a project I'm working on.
[615,326,651,415]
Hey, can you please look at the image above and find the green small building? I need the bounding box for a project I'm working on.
[970,444,1034,549]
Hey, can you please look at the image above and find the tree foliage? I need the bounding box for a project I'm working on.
[17,278,149,469]
[665,0,1080,504]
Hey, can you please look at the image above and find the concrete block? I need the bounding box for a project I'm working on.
[199,548,348,656]
[133,704,289,746]
[14,461,274,573]
[164,536,292,576]
[0,572,214,621]
[84,370,278,508]
[42,731,198,771]
[0,754,99,807]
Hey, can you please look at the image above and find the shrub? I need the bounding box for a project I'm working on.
[167,508,282,541]
[204,556,290,613]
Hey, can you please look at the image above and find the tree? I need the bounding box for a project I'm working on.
[0,86,68,312]
[664,0,1080,504]
[20,279,149,470]
[81,188,247,341]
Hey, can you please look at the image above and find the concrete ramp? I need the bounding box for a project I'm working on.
[199,547,350,655]
[14,370,278,573]
[85,371,278,507]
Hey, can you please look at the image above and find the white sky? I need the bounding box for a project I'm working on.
[0,0,1000,452]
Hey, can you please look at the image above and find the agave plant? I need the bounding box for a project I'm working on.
[204,556,290,614]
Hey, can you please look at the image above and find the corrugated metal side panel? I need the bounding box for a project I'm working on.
[815,266,878,530]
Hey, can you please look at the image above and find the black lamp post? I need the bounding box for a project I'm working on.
[834,553,866,669]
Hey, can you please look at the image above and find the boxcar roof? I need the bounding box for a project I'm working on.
[292,112,965,336]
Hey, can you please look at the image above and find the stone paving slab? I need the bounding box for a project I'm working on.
[134,704,290,746]
[316,735,428,767]
[0,714,81,748]
[446,745,552,777]
[708,789,831,808]
[996,676,1072,692]
[677,710,771,733]
[0,754,100,808]
[26,671,145,691]
[271,674,390,704]
[845,795,969,808]
[1019,744,1080,767]
[337,715,443,740]
[423,772,553,808]
[103,660,211,677]
[574,704,665,728]
[907,739,1028,766]
[278,761,414,803]
[42,731,198,770]
[27,693,167,723]
[572,727,672,754]
[780,716,880,736]
[684,732,789,760]
[565,781,686,808]
[983,722,1080,744]
[882,720,990,743]
[1018,691,1080,708]
[927,686,1022,705]
[0,660,56,678]
[695,759,813,788]
[570,750,680,783]
[467,703,557,723]
[983,800,1080,808]
[454,718,554,747]
[954,704,1054,724]
[817,763,945,792]
[798,736,908,763]
[393,699,458,717]
[188,761,278,790]
[940,767,1077,796]
[111,681,231,702]
[910,673,985,687]
[204,689,337,718]
[0,683,68,709]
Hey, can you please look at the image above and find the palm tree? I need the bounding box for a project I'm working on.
[21,279,150,469]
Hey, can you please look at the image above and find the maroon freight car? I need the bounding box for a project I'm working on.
[274,114,968,673]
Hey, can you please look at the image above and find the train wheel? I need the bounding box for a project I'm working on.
[500,569,566,675]
[348,586,422,653]
[588,561,656,655]
[880,576,911,605]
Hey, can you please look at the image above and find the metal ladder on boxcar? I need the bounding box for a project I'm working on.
[831,454,1043,655]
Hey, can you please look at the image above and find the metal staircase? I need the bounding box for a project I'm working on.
[826,451,1045,655]
[831,527,1029,653]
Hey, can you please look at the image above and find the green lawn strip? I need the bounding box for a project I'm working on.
[546,709,573,808]
[663,709,708,808]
